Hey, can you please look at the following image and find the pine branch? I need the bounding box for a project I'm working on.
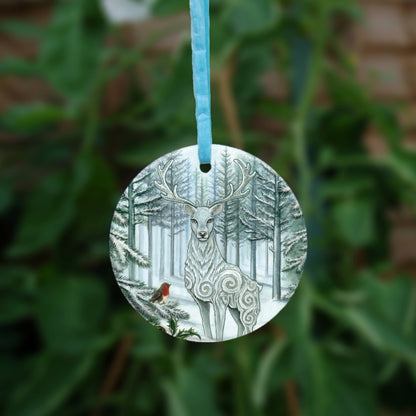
[134,194,161,208]
[254,194,275,209]
[260,190,275,202]
[283,254,306,272]
[112,211,127,226]
[242,207,272,231]
[140,206,164,216]
[283,230,307,255]
[257,205,274,221]
[110,228,127,241]
[119,282,190,323]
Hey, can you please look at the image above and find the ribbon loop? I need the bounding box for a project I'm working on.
[190,0,212,165]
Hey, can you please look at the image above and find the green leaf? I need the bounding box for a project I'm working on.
[371,105,402,150]
[0,20,44,39]
[0,266,35,325]
[0,182,13,215]
[332,198,375,246]
[323,351,377,416]
[0,104,66,133]
[176,328,201,340]
[0,58,40,76]
[314,274,416,367]
[168,316,178,336]
[252,339,287,409]
[152,46,194,126]
[321,176,374,199]
[296,341,377,416]
[153,0,187,15]
[38,1,107,106]
[162,379,189,416]
[328,0,362,19]
[36,275,107,354]
[7,171,76,257]
[5,352,96,416]
[226,0,280,37]
[385,151,416,190]
[0,295,32,326]
[344,308,416,363]
[117,135,194,167]
[164,355,224,416]
[73,154,117,242]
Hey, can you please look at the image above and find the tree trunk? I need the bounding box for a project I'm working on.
[170,205,175,277]
[265,241,269,277]
[160,226,165,278]
[223,156,229,261]
[148,216,153,287]
[223,233,228,261]
[235,202,240,267]
[128,183,136,280]
[170,168,175,277]
[213,165,218,198]
[272,177,281,300]
[250,172,257,280]
[178,231,183,276]
[250,240,257,281]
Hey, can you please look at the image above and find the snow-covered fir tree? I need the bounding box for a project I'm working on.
[154,156,191,279]
[154,202,170,278]
[166,154,188,277]
[137,171,164,286]
[282,198,307,274]
[109,208,149,276]
[215,148,238,262]
[241,164,283,297]
[109,171,162,282]
[278,184,307,298]
[228,163,247,268]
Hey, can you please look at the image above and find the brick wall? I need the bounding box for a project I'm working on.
[356,0,416,272]
[0,1,53,116]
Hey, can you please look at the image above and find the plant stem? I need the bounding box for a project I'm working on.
[218,54,244,149]
[92,335,133,416]
[292,4,328,211]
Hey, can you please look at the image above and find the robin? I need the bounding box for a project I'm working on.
[149,282,171,304]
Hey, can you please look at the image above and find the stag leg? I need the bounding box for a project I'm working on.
[196,299,213,339]
[229,307,244,337]
[214,302,227,341]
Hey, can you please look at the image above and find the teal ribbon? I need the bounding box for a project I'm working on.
[190,0,212,165]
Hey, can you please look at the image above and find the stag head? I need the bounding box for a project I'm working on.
[155,159,255,242]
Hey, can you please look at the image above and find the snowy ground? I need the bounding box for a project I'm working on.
[165,274,288,342]
[121,261,298,342]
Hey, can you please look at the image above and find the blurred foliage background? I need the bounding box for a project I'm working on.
[1,0,416,415]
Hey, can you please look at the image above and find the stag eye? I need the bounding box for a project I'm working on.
[207,218,214,224]
[191,218,197,224]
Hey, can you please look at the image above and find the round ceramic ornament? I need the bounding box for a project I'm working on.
[109,0,307,341]
[109,145,307,342]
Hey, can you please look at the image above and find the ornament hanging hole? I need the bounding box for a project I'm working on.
[200,163,211,173]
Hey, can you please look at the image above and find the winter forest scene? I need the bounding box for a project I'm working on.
[110,145,307,342]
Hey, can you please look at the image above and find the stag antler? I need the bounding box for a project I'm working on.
[155,159,196,207]
[209,159,255,208]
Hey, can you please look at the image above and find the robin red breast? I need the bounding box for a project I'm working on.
[149,282,171,304]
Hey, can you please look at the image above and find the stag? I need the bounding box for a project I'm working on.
[155,158,262,341]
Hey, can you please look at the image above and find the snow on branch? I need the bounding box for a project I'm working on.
[254,194,275,209]
[283,230,307,255]
[112,211,127,227]
[110,231,150,271]
[283,254,306,272]
[118,280,190,322]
